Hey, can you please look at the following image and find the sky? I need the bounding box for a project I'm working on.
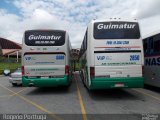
[0,0,160,48]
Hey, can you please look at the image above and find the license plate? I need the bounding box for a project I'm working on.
[41,77,49,79]
[115,83,124,87]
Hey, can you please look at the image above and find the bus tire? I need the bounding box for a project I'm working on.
[81,71,86,86]
[83,75,88,88]
[12,83,17,86]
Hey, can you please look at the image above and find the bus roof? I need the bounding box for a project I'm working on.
[24,29,66,33]
[90,18,138,23]
[142,30,160,39]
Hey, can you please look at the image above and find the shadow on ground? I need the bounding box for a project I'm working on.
[25,81,76,95]
[87,88,142,101]
[144,84,160,93]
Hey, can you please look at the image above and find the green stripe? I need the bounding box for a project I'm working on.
[22,75,70,87]
[89,77,144,89]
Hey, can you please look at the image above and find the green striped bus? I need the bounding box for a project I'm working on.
[79,18,144,89]
[22,30,72,87]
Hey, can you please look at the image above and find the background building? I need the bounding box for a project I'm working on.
[0,37,21,62]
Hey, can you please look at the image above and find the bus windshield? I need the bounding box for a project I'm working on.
[25,30,66,46]
[94,22,140,39]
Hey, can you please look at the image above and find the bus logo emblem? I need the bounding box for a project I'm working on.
[25,57,36,60]
[97,56,105,60]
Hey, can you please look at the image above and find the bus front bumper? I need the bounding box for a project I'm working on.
[90,77,144,89]
[22,75,70,87]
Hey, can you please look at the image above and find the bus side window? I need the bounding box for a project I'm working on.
[148,37,154,55]
[143,39,148,55]
[150,49,154,54]
[154,39,160,54]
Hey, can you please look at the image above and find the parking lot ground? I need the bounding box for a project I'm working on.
[74,72,160,114]
[0,72,160,120]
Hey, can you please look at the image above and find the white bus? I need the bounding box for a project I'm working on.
[143,31,160,87]
[22,30,72,87]
[79,18,144,89]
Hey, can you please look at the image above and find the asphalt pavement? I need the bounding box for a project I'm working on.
[0,72,160,120]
